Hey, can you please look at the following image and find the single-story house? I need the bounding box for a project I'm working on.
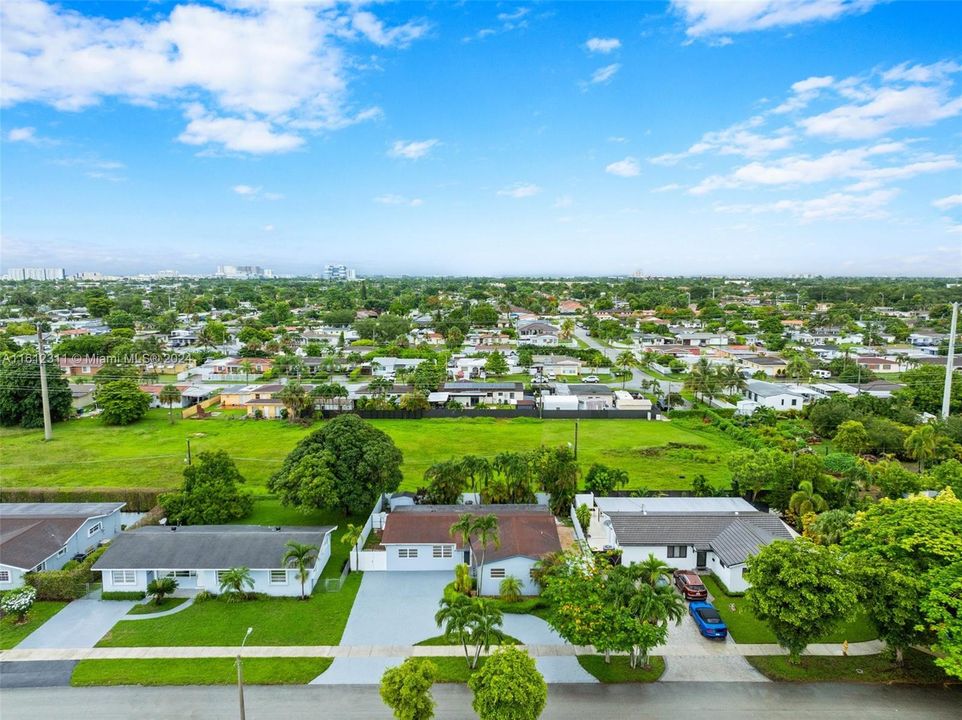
[742,379,809,410]
[70,382,97,410]
[613,390,653,411]
[378,505,562,596]
[558,300,584,314]
[0,503,124,588]
[58,356,105,377]
[740,355,788,377]
[372,357,426,377]
[517,321,559,346]
[93,525,335,597]
[531,355,583,376]
[441,382,524,407]
[587,496,795,592]
[556,383,614,410]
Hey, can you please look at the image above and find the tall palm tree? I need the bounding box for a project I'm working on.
[450,514,476,573]
[435,594,476,666]
[158,384,182,424]
[239,360,254,383]
[276,381,310,421]
[904,424,937,473]
[718,364,746,396]
[472,515,500,596]
[629,554,673,588]
[341,524,363,571]
[615,350,636,390]
[459,455,492,494]
[282,541,319,600]
[218,567,254,602]
[786,356,811,383]
[788,480,828,520]
[469,600,504,668]
[559,318,575,342]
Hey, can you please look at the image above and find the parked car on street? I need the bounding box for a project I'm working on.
[689,601,728,639]
[674,569,708,600]
[582,375,600,383]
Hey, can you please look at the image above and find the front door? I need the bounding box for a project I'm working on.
[696,550,707,568]
[463,550,471,564]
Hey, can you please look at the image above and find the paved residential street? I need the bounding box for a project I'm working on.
[2,683,959,720]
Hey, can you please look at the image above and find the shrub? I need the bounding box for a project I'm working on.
[25,545,109,600]
[499,576,522,603]
[0,487,162,512]
[193,590,216,604]
[1,586,37,622]
[102,591,146,601]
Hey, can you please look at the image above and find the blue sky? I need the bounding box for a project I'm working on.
[2,0,961,277]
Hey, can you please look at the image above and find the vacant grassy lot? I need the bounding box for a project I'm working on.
[746,650,951,684]
[0,411,738,492]
[577,655,665,682]
[702,576,877,644]
[0,601,67,649]
[97,573,360,647]
[70,657,332,686]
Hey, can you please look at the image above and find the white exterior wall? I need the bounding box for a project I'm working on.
[384,543,462,572]
[0,564,26,589]
[481,556,540,596]
[620,545,698,572]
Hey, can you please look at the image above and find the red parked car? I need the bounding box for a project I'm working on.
[673,570,708,600]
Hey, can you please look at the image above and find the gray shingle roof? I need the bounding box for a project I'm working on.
[606,511,792,566]
[93,525,335,571]
[0,503,124,570]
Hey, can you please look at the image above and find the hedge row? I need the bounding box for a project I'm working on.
[25,546,109,601]
[0,488,162,512]
[102,591,145,601]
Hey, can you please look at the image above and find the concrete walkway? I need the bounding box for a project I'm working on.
[121,596,196,621]
[661,656,768,682]
[14,598,137,649]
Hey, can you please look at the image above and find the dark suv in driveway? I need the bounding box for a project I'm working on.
[673,569,708,600]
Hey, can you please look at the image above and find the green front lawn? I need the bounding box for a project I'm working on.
[415,634,520,646]
[0,601,68,649]
[746,650,952,684]
[702,576,877,644]
[423,656,487,683]
[577,655,665,682]
[126,598,189,615]
[0,412,739,492]
[70,657,332,686]
[97,573,360,647]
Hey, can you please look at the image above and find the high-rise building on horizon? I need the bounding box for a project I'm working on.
[323,264,357,281]
[4,267,66,281]
[215,265,270,279]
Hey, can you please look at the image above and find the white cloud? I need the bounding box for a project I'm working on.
[497,183,541,198]
[933,194,962,210]
[588,64,621,85]
[263,224,274,232]
[374,194,423,207]
[605,157,640,177]
[715,189,899,221]
[232,185,259,196]
[554,195,573,208]
[388,139,439,160]
[232,184,284,200]
[772,75,835,114]
[0,0,421,153]
[650,117,794,165]
[8,126,37,143]
[652,183,682,192]
[585,37,621,54]
[673,0,881,40]
[607,136,628,143]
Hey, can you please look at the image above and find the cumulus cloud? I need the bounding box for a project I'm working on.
[714,189,899,221]
[652,183,683,192]
[497,183,541,198]
[588,64,621,85]
[388,139,440,160]
[650,117,794,165]
[374,194,423,207]
[7,126,37,143]
[585,37,621,54]
[672,0,881,40]
[933,194,962,210]
[0,0,425,153]
[605,157,641,177]
[232,184,283,200]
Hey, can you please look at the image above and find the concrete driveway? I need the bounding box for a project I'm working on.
[658,604,767,682]
[339,572,452,646]
[15,597,137,649]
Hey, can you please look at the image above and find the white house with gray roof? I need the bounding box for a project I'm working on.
[93,525,335,597]
[742,379,810,411]
[585,495,795,592]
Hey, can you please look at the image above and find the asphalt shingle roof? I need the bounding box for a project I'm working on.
[0,503,124,570]
[93,525,335,571]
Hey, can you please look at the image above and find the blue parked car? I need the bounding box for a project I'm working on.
[689,601,728,639]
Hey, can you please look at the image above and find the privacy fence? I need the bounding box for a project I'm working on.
[321,408,658,420]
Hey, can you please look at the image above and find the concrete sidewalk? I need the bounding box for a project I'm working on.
[0,639,885,662]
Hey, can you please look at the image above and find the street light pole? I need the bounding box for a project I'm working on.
[237,627,253,720]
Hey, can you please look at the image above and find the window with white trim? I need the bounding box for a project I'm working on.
[397,548,419,559]
[0,571,10,583]
[489,568,506,578]
[432,545,452,559]
[270,570,287,584]
[111,570,136,585]
[667,545,688,559]
[57,546,68,557]
[164,570,196,578]
[87,522,103,537]
[216,570,230,583]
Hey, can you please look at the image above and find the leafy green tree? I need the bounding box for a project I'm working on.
[833,420,869,455]
[218,567,254,601]
[276,381,312,422]
[927,459,962,497]
[806,509,852,545]
[400,391,430,411]
[269,414,403,515]
[727,448,791,502]
[96,379,151,425]
[93,360,139,386]
[380,658,438,720]
[575,503,591,536]
[468,647,546,720]
[423,460,466,504]
[444,326,464,351]
[413,359,446,393]
[583,464,628,496]
[0,355,73,428]
[904,423,938,473]
[920,561,962,681]
[282,541,319,600]
[899,365,961,415]
[146,577,178,605]
[484,351,509,377]
[517,349,533,372]
[158,384,181,424]
[532,445,578,516]
[105,310,134,329]
[872,459,921,499]
[745,539,858,663]
[160,450,253,524]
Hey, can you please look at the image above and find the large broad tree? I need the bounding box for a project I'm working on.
[532,446,578,516]
[745,539,858,663]
[468,647,546,720]
[269,413,403,515]
[161,450,253,524]
[96,379,151,425]
[920,561,962,681]
[0,354,73,428]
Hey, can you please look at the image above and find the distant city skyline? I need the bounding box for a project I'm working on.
[2,1,961,277]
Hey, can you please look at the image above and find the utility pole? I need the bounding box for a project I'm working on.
[237,627,253,720]
[942,301,958,418]
[36,323,53,441]
[186,438,192,465]
[574,419,579,460]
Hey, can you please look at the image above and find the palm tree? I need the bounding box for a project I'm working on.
[341,524,363,571]
[218,567,254,601]
[276,381,310,422]
[788,480,828,519]
[435,594,476,666]
[472,515,500,596]
[904,424,937,473]
[786,356,811,383]
[629,554,672,588]
[498,576,523,603]
[282,541,319,600]
[158,384,182,424]
[468,600,504,668]
[615,350,636,389]
[239,360,254,383]
[459,455,492,494]
[718,364,746,396]
[559,318,575,342]
[450,514,476,574]
[146,576,178,605]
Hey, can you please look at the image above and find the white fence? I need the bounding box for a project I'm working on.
[350,496,387,571]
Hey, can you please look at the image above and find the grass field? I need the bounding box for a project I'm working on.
[96,573,360,647]
[70,657,332,686]
[126,598,189,615]
[0,411,738,492]
[576,655,665,682]
[702,576,877,644]
[746,650,951,684]
[0,601,67,649]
